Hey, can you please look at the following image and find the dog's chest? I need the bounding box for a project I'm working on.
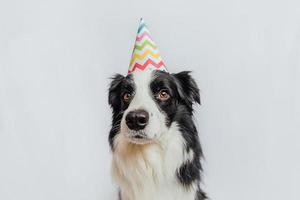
[111,131,196,200]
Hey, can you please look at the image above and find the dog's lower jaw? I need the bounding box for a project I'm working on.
[111,123,199,200]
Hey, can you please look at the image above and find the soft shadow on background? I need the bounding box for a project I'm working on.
[0,0,299,200]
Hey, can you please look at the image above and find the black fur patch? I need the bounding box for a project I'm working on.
[150,71,181,127]
[150,71,205,196]
[195,185,207,200]
[108,73,135,150]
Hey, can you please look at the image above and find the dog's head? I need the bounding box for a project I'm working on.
[108,70,200,147]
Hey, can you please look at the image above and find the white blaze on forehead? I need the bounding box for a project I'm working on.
[129,70,154,110]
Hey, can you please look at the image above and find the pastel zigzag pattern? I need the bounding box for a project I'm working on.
[129,49,161,66]
[134,40,157,51]
[128,59,165,73]
[136,31,152,42]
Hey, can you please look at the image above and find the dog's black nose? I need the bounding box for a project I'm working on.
[125,110,149,130]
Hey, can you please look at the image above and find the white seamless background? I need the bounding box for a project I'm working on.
[0,0,299,200]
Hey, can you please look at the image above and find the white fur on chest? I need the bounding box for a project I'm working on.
[111,124,197,200]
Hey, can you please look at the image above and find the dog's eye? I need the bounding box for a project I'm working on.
[157,90,170,101]
[123,93,132,102]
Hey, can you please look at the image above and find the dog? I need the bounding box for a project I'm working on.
[108,69,206,200]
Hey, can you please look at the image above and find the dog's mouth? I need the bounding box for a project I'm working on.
[133,134,144,139]
[126,131,153,145]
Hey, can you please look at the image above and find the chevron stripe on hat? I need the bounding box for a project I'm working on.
[128,19,168,74]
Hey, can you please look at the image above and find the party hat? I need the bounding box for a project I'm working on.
[128,19,167,74]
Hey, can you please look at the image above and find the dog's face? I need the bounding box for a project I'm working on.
[108,70,200,147]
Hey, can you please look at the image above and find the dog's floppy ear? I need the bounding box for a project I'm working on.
[173,71,200,107]
[108,74,125,109]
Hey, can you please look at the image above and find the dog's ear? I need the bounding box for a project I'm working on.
[173,71,200,108]
[108,74,125,109]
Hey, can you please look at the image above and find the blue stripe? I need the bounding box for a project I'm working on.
[138,23,146,33]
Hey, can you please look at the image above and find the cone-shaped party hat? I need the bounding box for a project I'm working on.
[128,19,167,74]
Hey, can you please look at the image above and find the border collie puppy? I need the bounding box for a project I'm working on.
[108,70,206,200]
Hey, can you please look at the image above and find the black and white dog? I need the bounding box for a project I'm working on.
[108,70,206,200]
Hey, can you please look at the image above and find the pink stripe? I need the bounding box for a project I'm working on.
[136,31,152,42]
[128,59,165,73]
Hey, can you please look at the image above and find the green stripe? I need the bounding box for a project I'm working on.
[134,40,157,50]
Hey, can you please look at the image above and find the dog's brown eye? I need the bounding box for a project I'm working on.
[123,93,132,102]
[158,90,170,101]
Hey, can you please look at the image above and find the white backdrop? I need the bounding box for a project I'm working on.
[0,0,299,200]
